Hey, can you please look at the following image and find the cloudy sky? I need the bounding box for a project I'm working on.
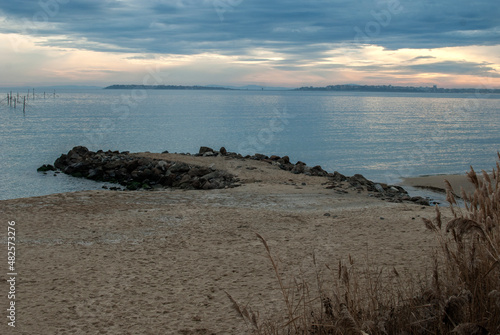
[0,0,499,88]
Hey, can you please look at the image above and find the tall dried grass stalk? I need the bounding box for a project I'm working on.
[228,154,500,334]
[423,153,500,333]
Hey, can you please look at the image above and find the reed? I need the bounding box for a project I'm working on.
[229,153,500,334]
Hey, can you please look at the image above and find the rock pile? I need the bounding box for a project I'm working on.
[47,146,239,190]
[327,172,431,205]
[195,147,430,205]
[39,145,431,205]
[197,147,330,177]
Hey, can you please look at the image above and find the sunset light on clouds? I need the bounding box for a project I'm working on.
[0,0,499,88]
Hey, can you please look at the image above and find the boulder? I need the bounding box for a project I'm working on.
[199,146,214,155]
[37,164,55,172]
[254,153,268,160]
[169,162,190,173]
[291,162,306,174]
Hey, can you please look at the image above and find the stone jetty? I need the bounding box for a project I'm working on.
[38,146,430,205]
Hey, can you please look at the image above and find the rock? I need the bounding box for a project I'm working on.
[54,154,68,169]
[310,165,328,176]
[70,146,90,158]
[411,196,430,206]
[291,162,306,174]
[201,171,222,182]
[199,146,214,155]
[349,174,371,186]
[330,171,347,182]
[169,162,190,173]
[37,164,55,172]
[374,184,385,193]
[202,181,214,190]
[188,167,212,177]
[46,146,240,191]
[254,153,268,160]
[87,168,103,180]
[179,174,191,185]
[126,160,140,172]
[219,147,227,155]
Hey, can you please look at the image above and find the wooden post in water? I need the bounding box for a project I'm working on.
[23,96,26,113]
[53,89,55,98]
[10,91,12,106]
[33,88,35,100]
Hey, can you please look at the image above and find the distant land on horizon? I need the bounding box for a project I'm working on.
[104,84,500,94]
[104,84,291,91]
[296,84,500,94]
[2,84,499,94]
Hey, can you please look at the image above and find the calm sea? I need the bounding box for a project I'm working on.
[0,89,499,200]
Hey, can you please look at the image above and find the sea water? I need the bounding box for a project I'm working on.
[0,89,498,200]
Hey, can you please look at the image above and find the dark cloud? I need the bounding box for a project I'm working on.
[404,61,500,78]
[0,0,498,57]
[349,60,500,78]
[408,56,437,62]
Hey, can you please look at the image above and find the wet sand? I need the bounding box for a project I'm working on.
[402,173,476,195]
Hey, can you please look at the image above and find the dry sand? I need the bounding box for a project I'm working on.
[1,153,463,334]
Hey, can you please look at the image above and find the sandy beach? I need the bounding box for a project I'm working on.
[1,153,464,334]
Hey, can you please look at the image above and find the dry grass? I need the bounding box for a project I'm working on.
[228,153,500,334]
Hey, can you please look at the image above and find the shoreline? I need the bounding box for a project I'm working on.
[0,149,450,334]
[401,173,475,195]
[31,146,435,206]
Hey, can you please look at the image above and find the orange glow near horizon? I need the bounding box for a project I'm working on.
[1,33,499,88]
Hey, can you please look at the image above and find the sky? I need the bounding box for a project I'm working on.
[0,0,499,88]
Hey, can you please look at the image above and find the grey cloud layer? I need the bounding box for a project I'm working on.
[2,0,498,53]
[1,0,498,79]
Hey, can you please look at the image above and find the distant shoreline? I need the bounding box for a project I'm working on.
[104,84,500,94]
[104,84,234,90]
